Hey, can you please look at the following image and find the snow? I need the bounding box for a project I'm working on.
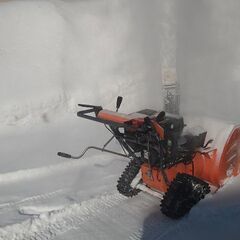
[0,0,240,240]
[184,115,239,162]
[177,0,240,122]
[0,0,169,127]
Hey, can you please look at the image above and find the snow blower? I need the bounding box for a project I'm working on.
[58,96,240,219]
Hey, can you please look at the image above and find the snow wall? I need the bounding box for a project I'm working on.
[0,0,177,126]
[1,0,239,126]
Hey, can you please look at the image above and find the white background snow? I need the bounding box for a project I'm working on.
[0,0,240,239]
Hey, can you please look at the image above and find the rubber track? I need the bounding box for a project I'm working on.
[117,158,141,197]
[160,173,210,219]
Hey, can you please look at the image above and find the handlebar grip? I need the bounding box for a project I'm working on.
[57,152,72,158]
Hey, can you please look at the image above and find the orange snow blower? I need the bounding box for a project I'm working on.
[58,97,240,218]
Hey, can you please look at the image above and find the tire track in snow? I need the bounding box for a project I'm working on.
[0,189,66,213]
[0,190,180,240]
[55,192,174,240]
[0,191,127,240]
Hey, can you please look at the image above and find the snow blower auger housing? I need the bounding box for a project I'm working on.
[58,96,240,219]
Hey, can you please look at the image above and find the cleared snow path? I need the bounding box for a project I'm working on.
[0,191,176,240]
[0,192,125,240]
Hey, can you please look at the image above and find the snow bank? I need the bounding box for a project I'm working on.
[1,0,239,125]
[0,0,176,126]
[0,1,66,125]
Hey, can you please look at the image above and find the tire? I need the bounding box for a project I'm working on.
[160,173,210,219]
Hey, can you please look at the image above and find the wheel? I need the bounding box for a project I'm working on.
[160,173,210,219]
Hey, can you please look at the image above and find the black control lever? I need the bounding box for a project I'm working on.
[116,96,123,112]
[156,111,165,123]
